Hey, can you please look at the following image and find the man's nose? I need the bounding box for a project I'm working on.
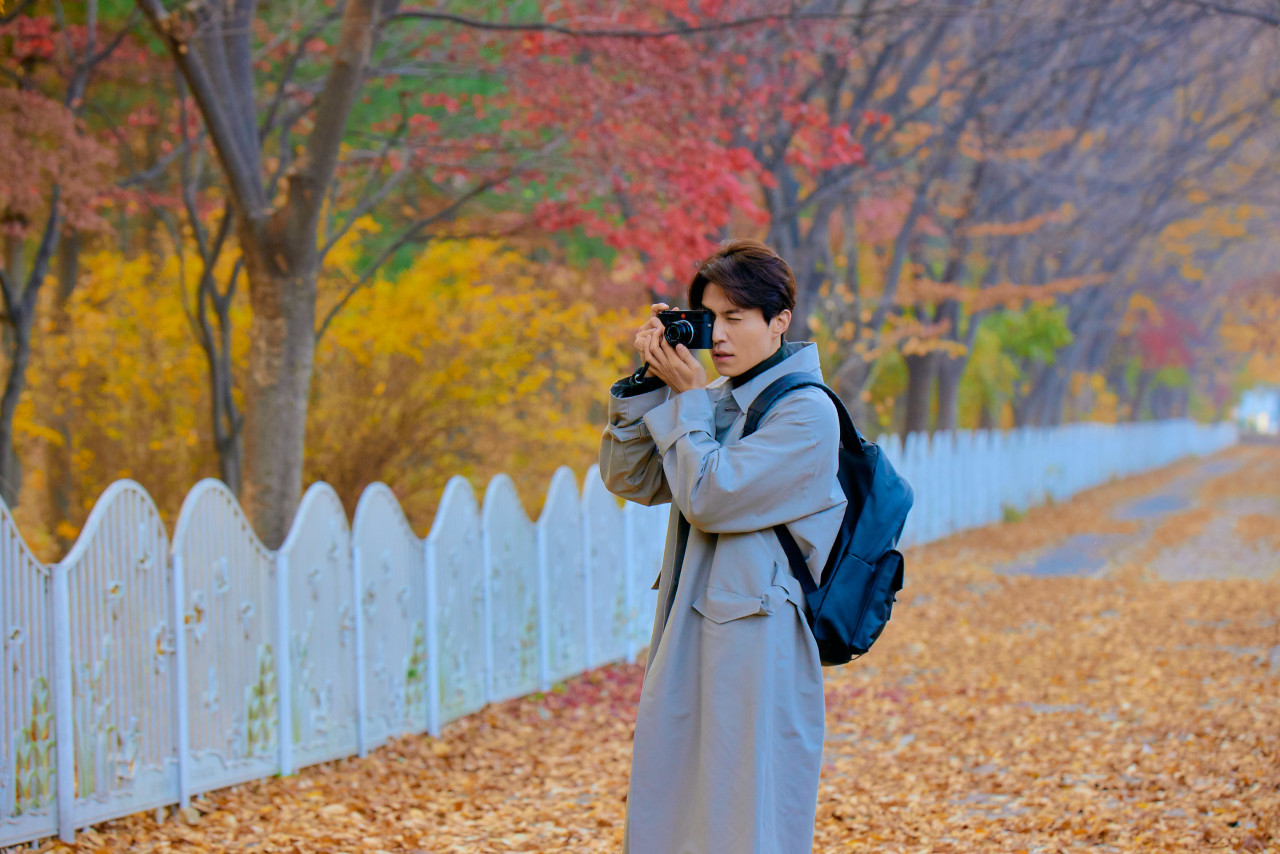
[713,319,728,343]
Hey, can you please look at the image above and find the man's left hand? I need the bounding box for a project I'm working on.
[644,334,707,394]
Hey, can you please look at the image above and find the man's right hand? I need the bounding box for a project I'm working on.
[634,302,671,359]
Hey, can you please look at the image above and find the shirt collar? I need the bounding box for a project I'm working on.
[706,340,825,415]
[728,340,787,388]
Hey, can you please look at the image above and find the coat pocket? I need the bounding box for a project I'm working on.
[691,585,775,624]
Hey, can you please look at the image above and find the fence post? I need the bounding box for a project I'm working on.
[480,509,495,706]
[424,539,441,738]
[352,544,368,757]
[275,553,293,776]
[622,498,637,664]
[581,496,594,670]
[52,563,75,844]
[172,551,191,807]
[536,522,551,693]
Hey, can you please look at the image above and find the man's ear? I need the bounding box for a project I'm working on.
[773,309,791,336]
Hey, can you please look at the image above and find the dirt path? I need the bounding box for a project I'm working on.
[19,445,1279,854]
[987,444,1280,582]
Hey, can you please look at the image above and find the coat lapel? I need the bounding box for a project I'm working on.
[726,341,824,426]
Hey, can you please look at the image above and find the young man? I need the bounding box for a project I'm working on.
[599,239,848,854]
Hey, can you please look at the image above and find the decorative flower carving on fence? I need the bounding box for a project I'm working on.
[12,676,54,815]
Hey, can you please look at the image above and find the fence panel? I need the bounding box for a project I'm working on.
[0,502,56,847]
[58,481,177,831]
[277,484,356,772]
[481,475,539,706]
[171,479,278,802]
[351,483,427,752]
[582,465,629,670]
[624,502,668,658]
[427,477,485,728]
[537,467,587,690]
[0,418,1243,847]
[897,432,924,549]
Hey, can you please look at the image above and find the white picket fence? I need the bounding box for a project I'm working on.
[0,418,1237,846]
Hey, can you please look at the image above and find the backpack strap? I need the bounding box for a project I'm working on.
[741,373,862,450]
[743,373,861,600]
[772,522,817,597]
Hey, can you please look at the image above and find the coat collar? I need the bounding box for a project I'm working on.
[706,340,825,415]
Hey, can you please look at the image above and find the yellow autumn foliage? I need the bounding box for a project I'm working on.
[15,250,225,557]
[13,239,642,559]
[1220,284,1280,385]
[309,239,640,527]
[1068,371,1120,423]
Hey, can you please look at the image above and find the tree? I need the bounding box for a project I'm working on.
[134,0,872,545]
[0,1,123,507]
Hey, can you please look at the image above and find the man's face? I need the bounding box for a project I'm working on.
[700,281,791,378]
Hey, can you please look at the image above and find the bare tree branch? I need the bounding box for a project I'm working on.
[314,164,529,342]
[387,5,943,37]
[1176,0,1280,26]
[0,0,35,24]
[137,0,269,222]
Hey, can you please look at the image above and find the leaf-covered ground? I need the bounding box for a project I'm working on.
[23,445,1280,853]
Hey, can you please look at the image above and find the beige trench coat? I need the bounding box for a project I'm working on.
[599,340,847,854]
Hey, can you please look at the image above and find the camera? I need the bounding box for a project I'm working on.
[658,309,714,349]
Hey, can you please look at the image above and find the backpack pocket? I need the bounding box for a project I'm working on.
[810,549,905,662]
[851,549,904,651]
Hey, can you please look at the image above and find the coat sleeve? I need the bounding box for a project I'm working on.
[598,377,674,506]
[641,385,842,534]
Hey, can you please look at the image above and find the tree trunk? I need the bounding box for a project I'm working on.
[1105,361,1131,417]
[1150,385,1169,419]
[902,351,936,435]
[935,352,966,431]
[1015,362,1057,427]
[0,315,32,508]
[213,349,244,495]
[1130,368,1154,422]
[47,233,79,552]
[2,234,22,355]
[1044,364,1069,426]
[978,397,997,430]
[139,0,380,546]
[240,247,318,548]
[829,356,876,433]
[0,203,62,508]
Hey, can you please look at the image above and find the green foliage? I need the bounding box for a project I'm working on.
[959,322,1021,427]
[952,305,1076,428]
[866,349,908,432]
[1124,355,1143,392]
[246,643,278,759]
[985,303,1074,367]
[1001,503,1026,523]
[1154,365,1190,389]
[405,622,428,722]
[561,226,621,268]
[14,676,54,814]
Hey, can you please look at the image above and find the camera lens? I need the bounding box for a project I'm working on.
[665,319,693,347]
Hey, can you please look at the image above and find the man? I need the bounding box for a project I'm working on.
[599,239,848,854]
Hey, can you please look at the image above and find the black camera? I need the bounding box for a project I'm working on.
[658,308,714,349]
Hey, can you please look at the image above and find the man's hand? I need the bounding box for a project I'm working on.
[645,329,707,394]
[633,302,669,358]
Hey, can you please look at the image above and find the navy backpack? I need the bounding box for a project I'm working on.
[742,374,914,665]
